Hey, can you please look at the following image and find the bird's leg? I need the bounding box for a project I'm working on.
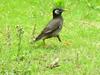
[43,39,46,45]
[57,35,61,42]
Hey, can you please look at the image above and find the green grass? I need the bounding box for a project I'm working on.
[0,0,100,75]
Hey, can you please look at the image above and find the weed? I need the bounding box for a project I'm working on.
[16,25,24,57]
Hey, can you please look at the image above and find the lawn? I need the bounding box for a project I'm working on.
[0,0,100,75]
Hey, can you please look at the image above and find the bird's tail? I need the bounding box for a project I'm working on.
[30,34,45,44]
[35,34,44,41]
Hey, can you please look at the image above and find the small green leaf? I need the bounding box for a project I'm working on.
[54,0,65,8]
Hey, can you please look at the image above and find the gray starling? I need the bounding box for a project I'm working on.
[34,8,64,43]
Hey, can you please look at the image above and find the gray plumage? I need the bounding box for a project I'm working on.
[35,8,64,42]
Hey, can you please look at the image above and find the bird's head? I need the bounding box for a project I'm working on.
[53,8,64,18]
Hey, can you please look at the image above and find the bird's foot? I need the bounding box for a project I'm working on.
[63,41,72,46]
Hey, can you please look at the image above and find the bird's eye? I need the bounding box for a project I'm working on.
[55,10,59,14]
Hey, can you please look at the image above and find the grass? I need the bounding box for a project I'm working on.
[0,0,100,75]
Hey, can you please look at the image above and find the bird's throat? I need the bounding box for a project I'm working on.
[53,14,62,19]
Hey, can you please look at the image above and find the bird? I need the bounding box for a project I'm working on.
[34,8,64,44]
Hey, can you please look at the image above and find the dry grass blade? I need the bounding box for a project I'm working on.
[30,24,36,44]
[47,57,60,69]
[6,26,11,47]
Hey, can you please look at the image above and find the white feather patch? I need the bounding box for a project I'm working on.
[55,10,59,14]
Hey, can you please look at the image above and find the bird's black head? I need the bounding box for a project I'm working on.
[53,8,64,18]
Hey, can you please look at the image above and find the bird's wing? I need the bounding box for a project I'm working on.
[41,18,62,35]
[35,18,62,41]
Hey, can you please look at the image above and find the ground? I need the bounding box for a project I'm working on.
[0,0,100,75]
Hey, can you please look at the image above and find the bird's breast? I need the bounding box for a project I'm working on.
[52,20,63,36]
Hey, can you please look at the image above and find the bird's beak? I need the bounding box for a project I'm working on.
[63,9,68,11]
